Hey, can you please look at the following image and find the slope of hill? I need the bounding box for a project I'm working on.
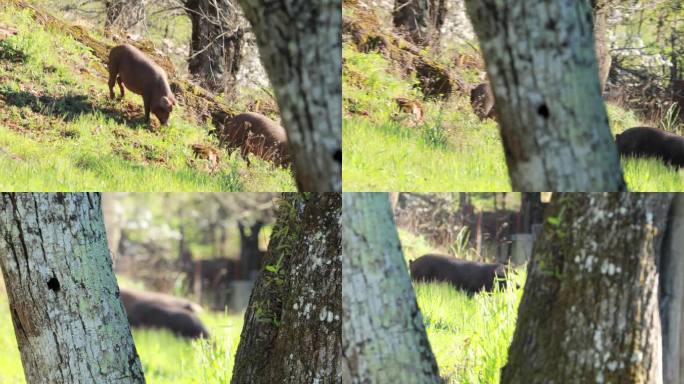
[342,3,684,192]
[0,2,295,191]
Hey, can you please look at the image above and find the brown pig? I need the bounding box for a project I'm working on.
[219,112,290,167]
[108,44,176,125]
[470,82,496,120]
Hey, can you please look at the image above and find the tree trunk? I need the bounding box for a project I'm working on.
[237,0,342,192]
[105,0,146,31]
[428,0,447,43]
[184,0,244,94]
[593,8,612,94]
[393,0,429,45]
[101,192,122,258]
[231,193,341,383]
[341,193,440,383]
[660,194,684,384]
[502,193,673,383]
[519,192,544,233]
[393,0,447,46]
[465,0,625,191]
[0,193,145,384]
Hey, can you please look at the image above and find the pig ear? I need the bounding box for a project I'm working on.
[161,96,173,109]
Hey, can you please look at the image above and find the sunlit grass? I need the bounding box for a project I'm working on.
[0,4,294,191]
[342,42,684,191]
[0,290,244,383]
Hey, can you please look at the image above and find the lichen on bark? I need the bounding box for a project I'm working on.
[232,193,341,383]
[0,193,145,384]
[502,193,672,384]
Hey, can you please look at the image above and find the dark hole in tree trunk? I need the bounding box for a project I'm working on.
[47,277,60,292]
[537,104,550,118]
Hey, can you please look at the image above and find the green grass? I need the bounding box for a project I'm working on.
[342,44,509,191]
[0,287,244,384]
[398,228,525,383]
[415,278,523,384]
[342,42,684,191]
[0,4,295,191]
[608,104,684,191]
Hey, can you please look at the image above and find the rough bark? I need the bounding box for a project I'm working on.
[660,194,684,384]
[105,0,146,31]
[185,0,245,93]
[231,193,341,383]
[0,193,145,384]
[465,0,625,191]
[238,0,342,192]
[502,193,673,384]
[342,193,440,383]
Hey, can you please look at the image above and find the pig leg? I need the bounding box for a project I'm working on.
[117,76,125,99]
[108,67,117,99]
[143,94,151,124]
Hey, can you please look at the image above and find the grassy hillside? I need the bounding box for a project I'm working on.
[0,283,244,384]
[0,3,295,191]
[397,229,525,383]
[342,14,684,192]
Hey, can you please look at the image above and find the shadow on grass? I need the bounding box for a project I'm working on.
[0,39,26,63]
[0,89,148,128]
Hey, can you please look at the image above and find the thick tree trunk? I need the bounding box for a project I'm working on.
[342,193,440,383]
[660,194,684,384]
[502,193,673,383]
[465,0,625,191]
[231,193,341,383]
[237,0,342,192]
[0,193,145,384]
[185,0,244,94]
[105,0,146,30]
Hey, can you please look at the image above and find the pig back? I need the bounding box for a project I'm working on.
[221,112,290,166]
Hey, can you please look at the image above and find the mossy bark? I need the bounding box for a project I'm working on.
[502,193,673,383]
[465,0,625,191]
[0,193,145,384]
[342,193,440,383]
[231,193,341,383]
